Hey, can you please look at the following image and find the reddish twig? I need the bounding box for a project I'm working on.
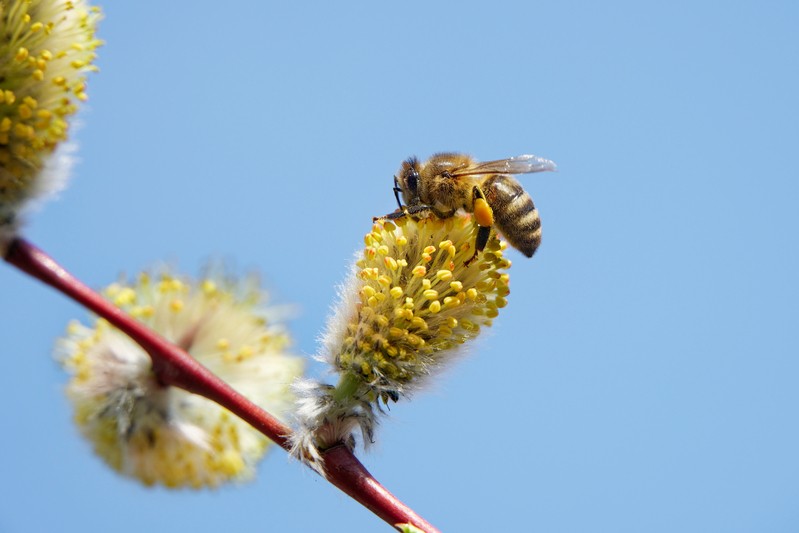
[4,237,439,533]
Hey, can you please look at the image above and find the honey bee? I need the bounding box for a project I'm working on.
[389,153,556,263]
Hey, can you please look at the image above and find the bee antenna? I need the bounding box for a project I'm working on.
[393,175,403,210]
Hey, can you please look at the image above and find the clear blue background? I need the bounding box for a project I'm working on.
[1,1,797,532]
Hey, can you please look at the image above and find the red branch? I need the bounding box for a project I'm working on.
[4,237,439,533]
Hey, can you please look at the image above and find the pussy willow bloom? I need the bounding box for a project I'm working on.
[291,211,511,473]
[0,0,101,245]
[56,269,303,489]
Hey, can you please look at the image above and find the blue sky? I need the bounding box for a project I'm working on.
[1,1,798,532]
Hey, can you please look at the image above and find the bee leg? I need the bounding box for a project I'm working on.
[378,210,405,222]
[465,186,494,266]
[407,204,436,217]
[376,204,434,222]
[393,176,403,210]
[465,225,492,266]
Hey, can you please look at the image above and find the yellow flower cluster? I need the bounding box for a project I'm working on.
[333,213,511,394]
[0,0,101,227]
[294,211,513,474]
[58,270,303,489]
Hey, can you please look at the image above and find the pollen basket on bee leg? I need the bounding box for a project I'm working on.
[473,198,494,228]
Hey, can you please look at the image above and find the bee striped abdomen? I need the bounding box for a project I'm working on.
[482,174,541,257]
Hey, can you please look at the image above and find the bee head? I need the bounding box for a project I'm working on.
[395,157,421,208]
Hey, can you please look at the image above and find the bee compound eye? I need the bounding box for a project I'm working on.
[407,170,418,193]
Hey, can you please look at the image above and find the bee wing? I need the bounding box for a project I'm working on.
[452,154,557,176]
